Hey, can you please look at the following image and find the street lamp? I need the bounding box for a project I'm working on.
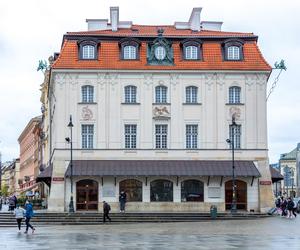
[226,115,238,214]
[65,115,74,213]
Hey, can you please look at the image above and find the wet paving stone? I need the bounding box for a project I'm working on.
[0,216,300,249]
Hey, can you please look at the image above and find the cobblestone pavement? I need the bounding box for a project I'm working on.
[0,216,299,249]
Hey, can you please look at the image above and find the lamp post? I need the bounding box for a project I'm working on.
[65,115,74,213]
[226,115,237,214]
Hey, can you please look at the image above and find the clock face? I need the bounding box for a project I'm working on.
[154,46,166,60]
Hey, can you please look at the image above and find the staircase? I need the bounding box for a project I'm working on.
[0,212,270,227]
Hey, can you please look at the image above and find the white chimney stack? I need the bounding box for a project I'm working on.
[188,8,202,31]
[110,6,119,32]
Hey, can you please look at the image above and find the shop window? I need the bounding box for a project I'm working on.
[181,179,204,202]
[119,179,142,202]
[150,179,173,202]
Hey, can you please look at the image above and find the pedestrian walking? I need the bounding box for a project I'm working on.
[0,197,2,211]
[292,198,297,218]
[9,197,15,212]
[119,190,127,213]
[14,205,25,231]
[24,200,35,234]
[287,197,295,219]
[281,197,287,217]
[12,195,17,210]
[275,197,281,214]
[103,201,111,223]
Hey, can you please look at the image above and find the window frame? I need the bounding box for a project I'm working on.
[155,85,168,103]
[124,85,137,103]
[124,124,137,149]
[223,39,244,61]
[155,124,168,149]
[81,124,94,149]
[181,39,202,60]
[81,85,94,103]
[185,86,198,103]
[229,124,241,149]
[150,179,173,202]
[78,40,99,60]
[119,38,141,60]
[229,86,241,104]
[181,179,204,202]
[186,124,198,149]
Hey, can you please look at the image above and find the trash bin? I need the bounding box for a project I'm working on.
[210,205,217,219]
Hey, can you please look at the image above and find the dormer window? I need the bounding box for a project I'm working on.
[78,40,99,60]
[181,39,202,60]
[227,46,240,60]
[82,45,95,59]
[223,39,244,61]
[119,38,140,60]
[123,46,137,60]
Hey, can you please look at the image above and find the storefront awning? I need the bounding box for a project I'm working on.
[269,166,284,183]
[65,160,261,177]
[36,164,53,184]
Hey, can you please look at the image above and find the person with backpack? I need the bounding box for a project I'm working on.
[103,201,111,223]
[14,204,25,231]
[287,197,295,219]
[24,200,35,234]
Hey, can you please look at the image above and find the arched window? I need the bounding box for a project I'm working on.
[181,180,204,202]
[82,45,95,59]
[185,46,198,60]
[123,45,137,60]
[155,85,167,103]
[119,179,142,202]
[82,85,94,103]
[229,86,241,104]
[76,179,98,210]
[186,86,198,103]
[150,179,173,202]
[227,46,240,60]
[124,85,137,103]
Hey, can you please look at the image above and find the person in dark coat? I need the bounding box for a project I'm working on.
[103,201,111,223]
[287,197,295,218]
[24,200,35,234]
[281,197,287,217]
[119,191,127,213]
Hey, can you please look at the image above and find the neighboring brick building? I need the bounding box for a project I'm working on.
[41,7,274,212]
[18,116,42,196]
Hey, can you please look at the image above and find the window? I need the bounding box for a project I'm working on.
[227,46,240,60]
[186,125,198,149]
[82,45,95,59]
[155,86,167,103]
[124,85,137,103]
[155,125,167,149]
[229,86,241,104]
[186,86,198,103]
[82,85,94,103]
[150,179,173,202]
[123,46,137,59]
[181,180,204,202]
[82,125,94,149]
[185,46,198,60]
[125,125,137,149]
[119,179,142,202]
[229,124,241,149]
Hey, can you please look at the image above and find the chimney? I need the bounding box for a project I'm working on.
[189,8,202,31]
[110,6,119,32]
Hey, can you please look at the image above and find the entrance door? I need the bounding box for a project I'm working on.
[225,180,247,210]
[76,179,98,211]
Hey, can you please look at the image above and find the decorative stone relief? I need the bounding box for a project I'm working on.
[153,106,170,120]
[229,107,241,120]
[105,73,119,91]
[97,73,106,89]
[64,73,79,90]
[204,73,216,90]
[54,74,65,89]
[143,74,153,89]
[245,74,257,91]
[81,106,93,121]
[169,73,180,89]
[215,74,226,90]
[257,74,268,90]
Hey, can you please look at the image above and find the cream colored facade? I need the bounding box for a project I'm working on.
[43,71,274,212]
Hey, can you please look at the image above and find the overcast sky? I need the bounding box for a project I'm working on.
[0,0,299,163]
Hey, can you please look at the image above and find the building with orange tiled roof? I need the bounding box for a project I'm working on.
[40,6,274,213]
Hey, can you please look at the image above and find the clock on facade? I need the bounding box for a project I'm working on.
[154,46,166,60]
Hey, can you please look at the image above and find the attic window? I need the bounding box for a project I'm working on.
[78,40,99,60]
[223,39,244,61]
[119,38,141,60]
[181,39,202,60]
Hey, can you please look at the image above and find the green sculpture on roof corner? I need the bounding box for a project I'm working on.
[274,59,287,71]
[37,60,48,73]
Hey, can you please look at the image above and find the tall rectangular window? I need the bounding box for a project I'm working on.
[125,125,137,149]
[186,86,198,103]
[82,85,94,103]
[82,125,94,149]
[155,86,167,103]
[229,125,241,149]
[186,125,198,149]
[229,86,241,104]
[124,85,137,103]
[155,125,168,149]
